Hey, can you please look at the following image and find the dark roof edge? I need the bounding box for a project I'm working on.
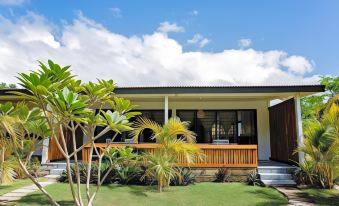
[115,85,325,94]
[0,85,325,96]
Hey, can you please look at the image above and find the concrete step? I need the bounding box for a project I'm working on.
[258,167,296,174]
[259,173,292,180]
[42,162,69,169]
[262,179,296,186]
[44,175,60,180]
[49,168,65,176]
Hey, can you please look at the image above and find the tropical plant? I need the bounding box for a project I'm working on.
[0,82,16,89]
[10,60,139,206]
[132,117,202,192]
[0,102,18,184]
[297,97,339,189]
[215,168,231,183]
[171,167,196,186]
[247,171,264,186]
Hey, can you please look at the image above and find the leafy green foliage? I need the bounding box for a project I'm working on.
[247,171,264,187]
[215,168,231,183]
[297,100,339,189]
[320,76,339,97]
[171,168,196,186]
[0,82,17,89]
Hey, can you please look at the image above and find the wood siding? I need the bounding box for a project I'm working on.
[48,127,83,161]
[269,98,298,163]
[82,143,258,168]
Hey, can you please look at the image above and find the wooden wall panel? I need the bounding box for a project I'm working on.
[269,98,298,163]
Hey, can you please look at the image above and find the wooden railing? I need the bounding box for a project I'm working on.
[82,143,258,168]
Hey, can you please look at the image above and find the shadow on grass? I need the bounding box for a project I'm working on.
[246,188,288,206]
[17,194,74,206]
[307,191,339,206]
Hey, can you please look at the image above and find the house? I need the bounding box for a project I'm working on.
[0,85,325,183]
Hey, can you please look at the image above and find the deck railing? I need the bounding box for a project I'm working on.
[82,143,258,168]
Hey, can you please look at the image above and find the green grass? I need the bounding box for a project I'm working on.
[17,183,287,206]
[0,179,35,196]
[303,188,339,206]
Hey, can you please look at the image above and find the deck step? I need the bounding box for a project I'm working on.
[49,168,65,176]
[262,179,296,186]
[259,173,292,180]
[258,167,296,174]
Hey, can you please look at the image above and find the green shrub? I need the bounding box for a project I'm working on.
[215,168,231,183]
[171,168,196,186]
[247,171,264,187]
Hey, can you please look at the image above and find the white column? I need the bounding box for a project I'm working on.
[41,138,50,164]
[294,93,304,163]
[164,96,169,123]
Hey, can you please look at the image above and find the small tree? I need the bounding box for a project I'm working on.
[132,117,202,192]
[10,60,139,205]
[297,96,339,189]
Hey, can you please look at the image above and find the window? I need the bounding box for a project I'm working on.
[177,110,257,144]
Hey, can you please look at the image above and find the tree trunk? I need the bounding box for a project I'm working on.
[16,156,60,206]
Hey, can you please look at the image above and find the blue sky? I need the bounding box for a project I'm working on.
[0,0,337,85]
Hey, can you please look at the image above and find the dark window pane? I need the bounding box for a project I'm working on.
[218,111,237,143]
[237,111,256,144]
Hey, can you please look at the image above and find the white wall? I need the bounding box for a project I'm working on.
[125,98,271,160]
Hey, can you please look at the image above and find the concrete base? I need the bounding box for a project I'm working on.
[191,168,255,182]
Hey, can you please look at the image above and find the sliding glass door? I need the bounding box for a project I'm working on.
[176,110,257,144]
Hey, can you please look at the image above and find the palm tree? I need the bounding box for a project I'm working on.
[298,96,339,189]
[0,102,19,184]
[132,117,202,192]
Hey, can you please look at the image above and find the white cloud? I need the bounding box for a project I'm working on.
[187,34,210,48]
[109,7,122,18]
[157,21,185,33]
[282,55,313,75]
[0,12,319,86]
[0,0,26,5]
[190,10,199,16]
[239,38,252,48]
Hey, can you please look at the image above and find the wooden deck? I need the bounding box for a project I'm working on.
[82,143,258,168]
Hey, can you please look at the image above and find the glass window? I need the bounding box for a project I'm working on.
[177,110,257,144]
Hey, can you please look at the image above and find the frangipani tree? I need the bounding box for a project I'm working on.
[11,60,139,206]
[132,117,202,192]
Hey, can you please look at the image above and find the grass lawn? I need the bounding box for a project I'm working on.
[303,188,339,206]
[0,178,47,196]
[17,183,287,206]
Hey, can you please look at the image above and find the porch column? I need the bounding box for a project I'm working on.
[294,93,304,163]
[41,138,49,164]
[164,96,169,123]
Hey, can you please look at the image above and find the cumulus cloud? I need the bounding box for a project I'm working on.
[0,12,319,86]
[157,21,185,33]
[282,55,313,75]
[0,0,26,5]
[109,7,122,18]
[187,33,210,48]
[239,38,252,48]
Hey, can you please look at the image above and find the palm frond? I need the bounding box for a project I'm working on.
[130,117,162,142]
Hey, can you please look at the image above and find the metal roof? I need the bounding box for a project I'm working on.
[0,85,325,96]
